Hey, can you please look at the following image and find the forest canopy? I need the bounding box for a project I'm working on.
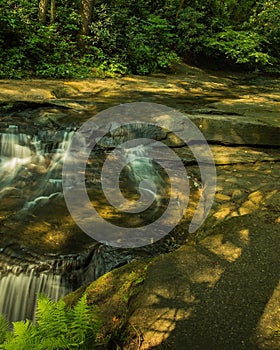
[0,0,279,78]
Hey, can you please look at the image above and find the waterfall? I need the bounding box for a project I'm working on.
[0,122,183,323]
[0,244,135,322]
[0,127,32,188]
[0,126,74,209]
[0,124,139,323]
[0,269,68,322]
[0,126,79,322]
[0,123,137,322]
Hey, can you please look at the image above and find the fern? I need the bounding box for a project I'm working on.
[0,293,102,350]
[67,293,102,349]
[2,320,36,350]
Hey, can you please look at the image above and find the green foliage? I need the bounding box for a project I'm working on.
[175,7,208,55]
[0,315,9,345]
[221,0,258,24]
[0,294,102,350]
[126,15,180,74]
[0,0,279,77]
[249,0,280,58]
[205,27,272,67]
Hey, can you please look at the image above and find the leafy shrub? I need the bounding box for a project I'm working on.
[205,27,272,68]
[249,0,280,58]
[126,15,180,74]
[175,7,208,55]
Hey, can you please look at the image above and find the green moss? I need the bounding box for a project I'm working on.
[63,284,89,307]
[63,259,152,348]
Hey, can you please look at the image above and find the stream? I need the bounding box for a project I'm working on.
[0,66,279,323]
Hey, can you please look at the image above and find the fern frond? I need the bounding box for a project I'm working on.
[12,320,32,338]
[0,314,9,344]
[36,294,68,338]
[1,293,103,350]
[2,320,35,350]
[68,293,91,344]
[36,335,70,350]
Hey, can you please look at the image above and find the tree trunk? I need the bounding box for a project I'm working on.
[38,0,49,24]
[176,0,185,19]
[50,0,56,24]
[80,0,94,36]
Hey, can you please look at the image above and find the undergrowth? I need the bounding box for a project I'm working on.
[0,293,104,350]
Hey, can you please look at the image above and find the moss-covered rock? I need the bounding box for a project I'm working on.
[64,258,152,348]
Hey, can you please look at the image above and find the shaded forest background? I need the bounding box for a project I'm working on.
[0,0,279,78]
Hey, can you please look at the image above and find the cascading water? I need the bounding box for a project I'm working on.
[0,123,168,322]
[0,243,133,322]
[0,125,74,321]
[0,266,68,322]
[0,118,198,323]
